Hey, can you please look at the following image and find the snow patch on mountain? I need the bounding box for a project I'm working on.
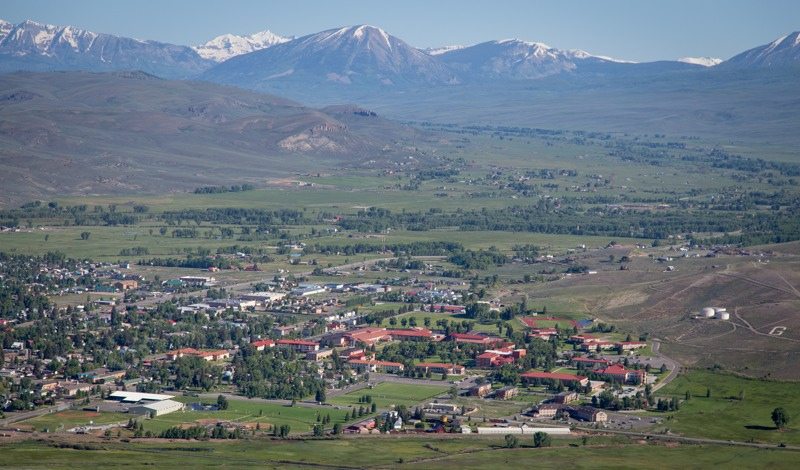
[423,45,464,55]
[194,30,290,62]
[678,56,722,67]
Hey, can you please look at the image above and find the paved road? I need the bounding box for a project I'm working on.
[650,339,681,392]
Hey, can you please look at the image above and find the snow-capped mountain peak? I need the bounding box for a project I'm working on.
[678,56,722,67]
[721,31,800,68]
[193,29,291,62]
[0,18,212,78]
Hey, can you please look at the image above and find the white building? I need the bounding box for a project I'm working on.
[476,426,570,435]
[129,399,184,417]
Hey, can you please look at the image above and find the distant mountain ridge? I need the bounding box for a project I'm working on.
[435,38,623,80]
[202,25,458,89]
[0,70,434,205]
[193,30,292,62]
[0,18,212,78]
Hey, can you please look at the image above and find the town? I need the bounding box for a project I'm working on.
[0,247,679,440]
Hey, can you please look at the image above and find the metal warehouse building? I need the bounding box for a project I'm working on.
[128,399,185,417]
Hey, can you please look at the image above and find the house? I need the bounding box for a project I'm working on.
[567,406,608,423]
[597,364,645,384]
[495,386,518,400]
[348,359,405,373]
[345,418,376,434]
[251,339,276,351]
[469,383,492,397]
[276,339,320,353]
[114,280,138,291]
[521,371,589,387]
[36,380,59,395]
[415,363,465,375]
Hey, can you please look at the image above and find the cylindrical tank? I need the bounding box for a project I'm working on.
[701,307,715,318]
[716,311,730,320]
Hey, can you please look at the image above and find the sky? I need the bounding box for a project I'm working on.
[3,0,799,61]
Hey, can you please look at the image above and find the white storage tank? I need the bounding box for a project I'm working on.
[701,307,716,318]
[714,307,727,313]
[716,311,730,320]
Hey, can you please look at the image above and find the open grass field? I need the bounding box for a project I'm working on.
[0,437,796,469]
[327,382,448,409]
[140,398,351,434]
[18,410,130,432]
[391,311,503,335]
[654,369,800,446]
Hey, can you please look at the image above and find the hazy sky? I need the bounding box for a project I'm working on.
[3,0,799,61]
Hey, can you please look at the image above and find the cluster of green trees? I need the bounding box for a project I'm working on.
[232,348,325,400]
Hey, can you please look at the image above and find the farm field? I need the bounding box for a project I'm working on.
[654,369,800,445]
[327,382,448,409]
[0,437,796,469]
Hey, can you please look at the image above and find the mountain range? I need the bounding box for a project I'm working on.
[0,19,212,79]
[0,18,799,173]
[1,18,798,86]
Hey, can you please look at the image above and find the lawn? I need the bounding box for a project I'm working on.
[328,382,448,409]
[19,410,130,432]
[654,369,800,445]
[392,311,506,335]
[140,398,351,434]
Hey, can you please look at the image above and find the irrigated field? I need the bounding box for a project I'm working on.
[654,369,800,445]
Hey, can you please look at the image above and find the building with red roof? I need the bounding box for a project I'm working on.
[571,356,611,369]
[521,371,589,387]
[476,347,527,368]
[449,333,506,346]
[251,339,276,351]
[276,339,320,352]
[385,327,433,341]
[597,364,645,384]
[165,348,230,362]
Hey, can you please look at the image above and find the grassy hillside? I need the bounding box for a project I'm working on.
[0,71,436,206]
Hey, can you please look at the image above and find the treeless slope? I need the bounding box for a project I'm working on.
[0,71,431,206]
